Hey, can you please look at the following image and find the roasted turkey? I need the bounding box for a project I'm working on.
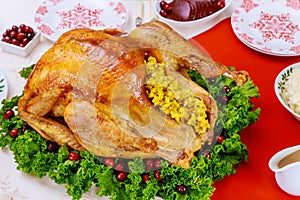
[18,21,248,168]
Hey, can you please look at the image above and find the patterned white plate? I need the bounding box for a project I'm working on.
[34,0,128,42]
[231,0,300,56]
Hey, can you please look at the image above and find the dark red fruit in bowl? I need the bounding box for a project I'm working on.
[24,26,33,34]
[217,0,225,9]
[16,32,26,41]
[9,31,17,38]
[4,36,11,43]
[160,9,168,18]
[11,25,18,31]
[11,38,19,46]
[22,38,29,46]
[1,24,35,48]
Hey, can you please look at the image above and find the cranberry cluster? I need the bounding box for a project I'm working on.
[159,1,172,18]
[1,24,35,48]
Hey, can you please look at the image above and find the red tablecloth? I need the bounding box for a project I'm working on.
[192,18,300,200]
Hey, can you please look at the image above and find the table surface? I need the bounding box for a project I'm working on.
[1,0,300,200]
[193,18,300,200]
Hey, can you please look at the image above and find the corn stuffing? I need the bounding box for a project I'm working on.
[145,56,210,135]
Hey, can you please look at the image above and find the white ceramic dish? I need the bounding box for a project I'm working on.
[154,0,232,30]
[269,145,300,196]
[231,0,300,56]
[34,0,128,42]
[274,62,300,122]
[0,32,40,57]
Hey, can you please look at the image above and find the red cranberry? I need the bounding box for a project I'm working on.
[163,3,172,12]
[5,29,10,34]
[24,26,33,34]
[220,95,229,104]
[104,158,115,167]
[154,159,161,169]
[203,152,211,159]
[19,24,26,30]
[223,85,231,93]
[16,32,25,41]
[9,30,17,38]
[4,36,11,43]
[145,159,154,171]
[2,32,7,38]
[3,109,14,119]
[154,170,163,182]
[142,173,150,182]
[47,141,59,152]
[26,33,35,39]
[17,28,23,33]
[160,10,168,18]
[116,171,127,181]
[217,135,225,144]
[68,152,80,161]
[115,162,124,171]
[11,25,18,31]
[217,0,226,9]
[11,38,19,46]
[176,185,187,194]
[21,125,29,132]
[22,38,29,46]
[160,0,167,9]
[9,129,19,138]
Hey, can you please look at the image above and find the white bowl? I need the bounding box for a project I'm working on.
[274,62,300,122]
[154,0,232,29]
[0,31,40,57]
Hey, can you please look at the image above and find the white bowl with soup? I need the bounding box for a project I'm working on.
[269,145,300,196]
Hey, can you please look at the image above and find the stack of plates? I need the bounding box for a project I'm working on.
[231,0,300,56]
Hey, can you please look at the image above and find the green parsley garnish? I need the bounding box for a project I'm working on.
[0,66,260,200]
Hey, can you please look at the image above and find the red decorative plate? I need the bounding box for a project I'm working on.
[231,0,300,56]
[34,0,128,41]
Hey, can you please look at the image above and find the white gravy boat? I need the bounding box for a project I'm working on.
[269,145,300,196]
